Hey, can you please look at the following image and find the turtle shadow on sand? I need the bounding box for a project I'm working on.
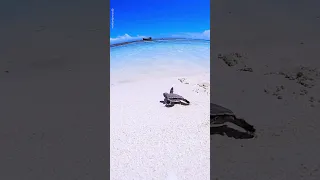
[160,87,190,108]
[210,103,256,139]
[159,100,190,107]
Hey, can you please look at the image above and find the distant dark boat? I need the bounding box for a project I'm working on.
[142,37,152,41]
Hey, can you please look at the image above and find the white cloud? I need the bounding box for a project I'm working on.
[202,30,210,39]
[110,34,146,44]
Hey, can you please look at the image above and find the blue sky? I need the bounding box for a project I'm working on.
[110,0,210,43]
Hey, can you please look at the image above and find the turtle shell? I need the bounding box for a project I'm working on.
[163,93,184,102]
[210,103,235,116]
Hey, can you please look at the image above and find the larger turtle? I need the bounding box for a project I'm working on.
[210,103,256,134]
[161,87,190,107]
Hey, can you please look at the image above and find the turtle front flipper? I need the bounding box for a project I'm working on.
[211,125,255,139]
[170,87,174,94]
[230,118,256,133]
[180,98,190,105]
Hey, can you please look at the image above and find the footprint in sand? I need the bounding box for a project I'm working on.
[177,78,210,95]
[178,78,189,84]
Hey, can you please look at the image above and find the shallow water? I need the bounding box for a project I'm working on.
[110,39,210,84]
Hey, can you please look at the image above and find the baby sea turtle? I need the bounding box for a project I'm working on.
[210,103,256,134]
[160,87,190,107]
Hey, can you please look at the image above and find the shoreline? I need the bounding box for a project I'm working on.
[110,38,210,47]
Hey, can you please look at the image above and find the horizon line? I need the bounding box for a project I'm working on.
[110,37,210,48]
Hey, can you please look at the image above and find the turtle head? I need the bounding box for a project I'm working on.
[163,92,169,98]
[170,87,174,94]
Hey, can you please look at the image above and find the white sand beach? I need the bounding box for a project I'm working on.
[110,39,210,179]
[110,73,210,180]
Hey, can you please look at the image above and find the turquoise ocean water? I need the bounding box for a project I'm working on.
[110,39,210,84]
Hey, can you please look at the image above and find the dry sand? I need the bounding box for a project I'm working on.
[110,74,210,180]
[211,1,320,179]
